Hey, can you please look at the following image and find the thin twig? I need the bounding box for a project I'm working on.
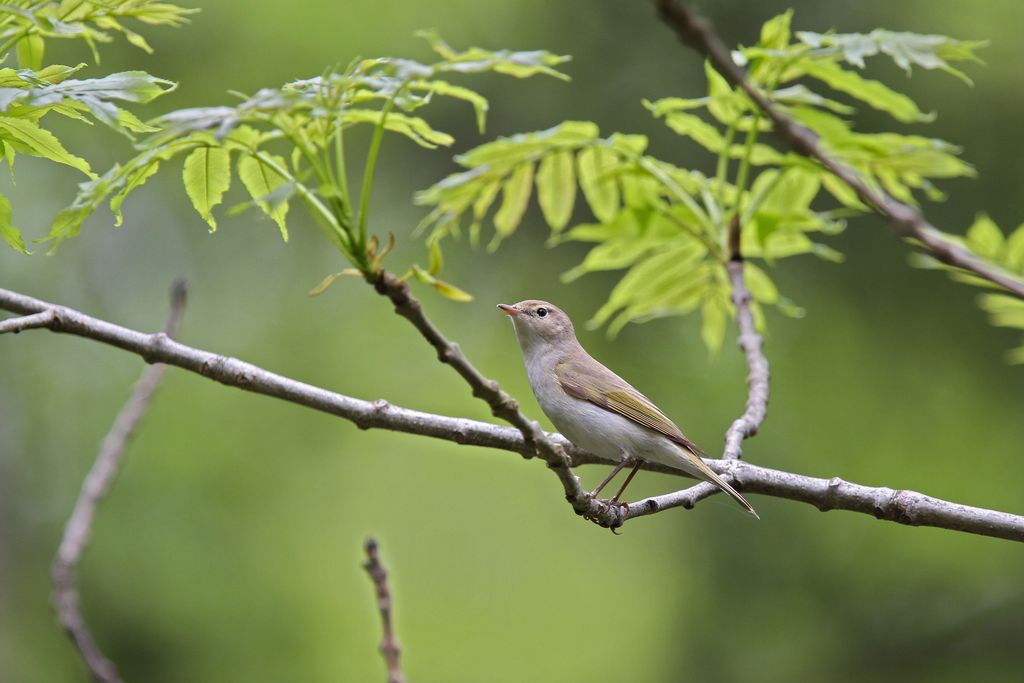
[723,215,769,460]
[0,309,55,334]
[363,538,405,683]
[49,280,187,683]
[2,287,1022,540]
[370,271,623,527]
[654,0,1024,301]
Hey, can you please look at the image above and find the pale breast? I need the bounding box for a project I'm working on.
[525,351,665,465]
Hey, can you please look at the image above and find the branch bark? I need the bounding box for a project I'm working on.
[2,287,1022,541]
[654,0,1024,301]
[723,217,769,461]
[363,538,405,683]
[49,280,187,683]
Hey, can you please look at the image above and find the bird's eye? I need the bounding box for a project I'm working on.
[536,307,548,318]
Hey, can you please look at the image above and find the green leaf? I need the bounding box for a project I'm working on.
[469,178,502,247]
[771,84,854,115]
[701,292,729,353]
[0,116,91,175]
[238,152,290,240]
[343,109,454,148]
[800,60,933,123]
[16,34,45,71]
[309,269,362,296]
[414,80,488,133]
[576,146,620,223]
[797,29,986,84]
[491,162,534,244]
[418,32,572,81]
[590,242,710,331]
[0,192,29,254]
[536,149,576,231]
[1005,224,1024,273]
[744,263,779,304]
[978,294,1024,329]
[430,278,474,301]
[183,146,231,231]
[456,121,599,168]
[1007,345,1024,365]
[760,10,793,50]
[410,264,474,301]
[965,213,1003,261]
[110,158,162,227]
[428,237,443,274]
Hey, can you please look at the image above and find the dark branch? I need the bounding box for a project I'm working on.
[2,287,1022,541]
[49,279,187,683]
[363,539,405,683]
[655,0,1024,301]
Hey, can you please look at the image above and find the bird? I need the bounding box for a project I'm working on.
[498,299,758,518]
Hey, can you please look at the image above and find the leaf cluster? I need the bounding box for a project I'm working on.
[40,33,569,300]
[0,2,188,253]
[911,215,1024,362]
[416,10,983,349]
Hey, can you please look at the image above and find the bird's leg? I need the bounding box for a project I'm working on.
[590,458,630,498]
[610,459,643,504]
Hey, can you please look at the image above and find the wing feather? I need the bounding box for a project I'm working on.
[555,357,705,456]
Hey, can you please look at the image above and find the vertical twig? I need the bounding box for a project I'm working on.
[363,538,406,683]
[723,216,769,460]
[50,279,188,683]
[655,217,770,511]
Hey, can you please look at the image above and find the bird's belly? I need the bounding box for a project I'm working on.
[538,389,671,464]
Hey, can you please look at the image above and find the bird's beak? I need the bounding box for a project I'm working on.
[497,303,518,317]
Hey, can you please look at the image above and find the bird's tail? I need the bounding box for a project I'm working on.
[684,451,759,519]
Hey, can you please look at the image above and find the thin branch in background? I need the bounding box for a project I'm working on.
[654,0,1024,301]
[363,538,406,683]
[49,280,188,683]
[370,270,625,527]
[2,287,1022,540]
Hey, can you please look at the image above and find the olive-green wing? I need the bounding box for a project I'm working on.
[554,358,705,456]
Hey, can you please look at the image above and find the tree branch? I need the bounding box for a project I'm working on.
[723,217,769,461]
[654,0,1024,301]
[0,308,56,334]
[49,280,187,683]
[363,538,405,683]
[2,287,1022,540]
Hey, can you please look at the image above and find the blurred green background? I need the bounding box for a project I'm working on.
[2,1,1023,681]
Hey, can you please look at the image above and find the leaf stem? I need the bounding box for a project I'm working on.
[714,121,737,224]
[357,84,405,254]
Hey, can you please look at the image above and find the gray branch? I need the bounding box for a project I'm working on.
[0,308,56,334]
[49,280,187,683]
[655,0,1024,301]
[363,539,405,683]
[2,287,1022,540]
[723,217,769,461]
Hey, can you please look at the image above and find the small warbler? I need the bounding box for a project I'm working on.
[498,299,757,518]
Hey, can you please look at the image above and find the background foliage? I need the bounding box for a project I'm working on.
[2,1,1023,682]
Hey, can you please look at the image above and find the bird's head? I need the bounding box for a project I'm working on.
[497,300,577,352]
